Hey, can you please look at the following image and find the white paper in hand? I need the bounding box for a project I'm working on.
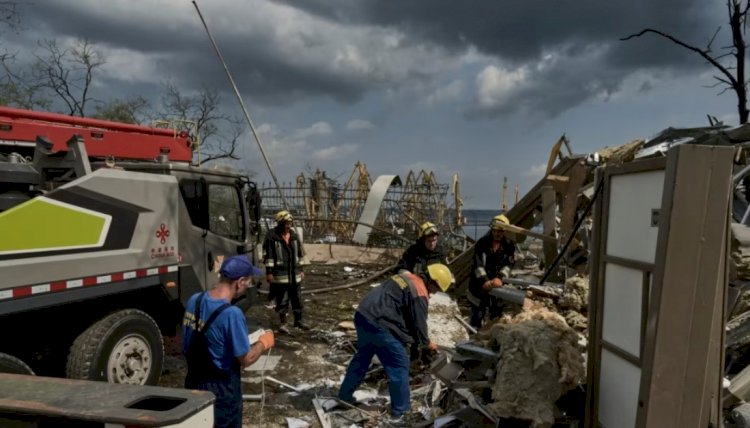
[248,329,265,344]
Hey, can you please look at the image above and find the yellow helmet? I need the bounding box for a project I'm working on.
[490,214,510,230]
[275,210,293,223]
[426,263,454,293]
[419,221,439,238]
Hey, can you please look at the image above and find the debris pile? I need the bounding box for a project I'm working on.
[427,292,470,348]
[486,305,585,427]
[311,293,587,427]
[558,275,589,334]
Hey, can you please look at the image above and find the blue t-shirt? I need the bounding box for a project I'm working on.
[182,292,251,371]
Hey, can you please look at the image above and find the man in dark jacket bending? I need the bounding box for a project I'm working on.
[337,263,454,425]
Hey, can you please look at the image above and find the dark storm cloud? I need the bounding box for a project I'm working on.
[17,0,396,105]
[14,0,727,118]
[265,0,726,117]
[274,0,720,69]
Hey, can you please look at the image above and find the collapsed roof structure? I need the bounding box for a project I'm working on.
[249,121,750,427]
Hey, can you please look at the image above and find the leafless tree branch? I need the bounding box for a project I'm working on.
[622,1,750,123]
[621,28,739,87]
[160,82,243,165]
[30,39,105,116]
[715,75,733,86]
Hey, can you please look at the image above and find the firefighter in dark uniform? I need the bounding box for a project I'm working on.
[395,221,448,275]
[468,214,517,329]
[182,255,275,428]
[338,263,454,426]
[263,210,310,333]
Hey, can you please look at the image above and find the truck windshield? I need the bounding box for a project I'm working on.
[208,184,244,241]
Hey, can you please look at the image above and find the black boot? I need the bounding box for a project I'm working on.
[293,312,311,331]
[278,313,291,334]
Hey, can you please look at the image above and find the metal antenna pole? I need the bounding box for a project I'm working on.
[192,0,289,209]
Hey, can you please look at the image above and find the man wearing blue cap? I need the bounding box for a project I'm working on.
[182,255,275,428]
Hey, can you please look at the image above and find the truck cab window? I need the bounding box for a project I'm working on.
[179,180,208,229]
[208,184,244,241]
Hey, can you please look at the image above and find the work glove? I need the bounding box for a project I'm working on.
[266,274,274,284]
[411,342,437,369]
[409,343,420,361]
[258,330,275,350]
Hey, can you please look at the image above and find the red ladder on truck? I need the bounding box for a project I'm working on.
[0,106,194,162]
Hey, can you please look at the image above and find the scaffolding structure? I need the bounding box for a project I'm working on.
[259,162,464,248]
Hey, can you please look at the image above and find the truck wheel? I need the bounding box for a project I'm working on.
[0,352,34,375]
[66,309,164,386]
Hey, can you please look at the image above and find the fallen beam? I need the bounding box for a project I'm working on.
[265,376,302,392]
[454,314,478,334]
[492,222,557,243]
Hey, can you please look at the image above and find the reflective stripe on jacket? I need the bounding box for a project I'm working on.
[467,233,516,303]
[356,272,430,346]
[262,226,306,283]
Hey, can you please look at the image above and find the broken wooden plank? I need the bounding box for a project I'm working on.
[507,156,584,228]
[559,161,588,244]
[547,174,570,194]
[729,358,750,402]
[312,398,333,428]
[265,376,302,392]
[545,135,569,175]
[492,222,557,243]
[541,184,558,270]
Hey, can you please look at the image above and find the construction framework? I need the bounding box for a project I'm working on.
[258,162,463,247]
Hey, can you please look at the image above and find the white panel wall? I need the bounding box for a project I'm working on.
[606,170,664,264]
[603,263,643,357]
[599,349,641,428]
[597,166,665,428]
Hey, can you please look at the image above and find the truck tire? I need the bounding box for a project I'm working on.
[0,352,34,375]
[66,309,164,386]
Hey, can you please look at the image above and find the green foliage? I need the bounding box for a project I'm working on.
[92,97,150,124]
[0,79,50,110]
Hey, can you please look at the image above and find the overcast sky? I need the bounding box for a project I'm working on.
[4,0,736,209]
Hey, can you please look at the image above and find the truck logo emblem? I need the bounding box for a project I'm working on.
[156,224,170,244]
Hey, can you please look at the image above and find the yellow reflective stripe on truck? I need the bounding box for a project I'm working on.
[0,197,111,254]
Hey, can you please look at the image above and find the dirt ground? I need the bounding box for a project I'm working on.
[159,261,392,427]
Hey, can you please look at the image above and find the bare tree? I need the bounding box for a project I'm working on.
[622,0,750,124]
[0,2,50,109]
[30,39,105,116]
[92,96,151,124]
[160,82,242,165]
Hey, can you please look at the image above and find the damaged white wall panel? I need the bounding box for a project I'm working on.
[638,145,733,428]
[588,163,665,428]
[586,145,734,428]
